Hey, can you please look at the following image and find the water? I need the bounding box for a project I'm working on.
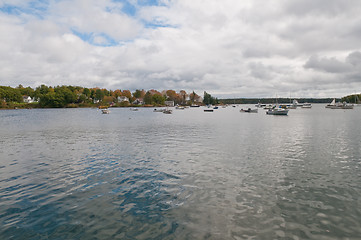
[1,105,361,239]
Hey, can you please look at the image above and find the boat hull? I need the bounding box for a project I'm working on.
[266,109,288,115]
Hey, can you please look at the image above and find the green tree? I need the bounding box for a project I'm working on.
[133,89,145,99]
[152,94,165,105]
[203,91,218,105]
[144,91,152,105]
[83,88,91,97]
[0,86,22,102]
[95,89,105,101]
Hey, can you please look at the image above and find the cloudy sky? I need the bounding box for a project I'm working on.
[1,0,361,98]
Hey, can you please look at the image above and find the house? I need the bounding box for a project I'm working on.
[22,96,35,103]
[117,96,129,102]
[132,98,143,105]
[165,101,174,107]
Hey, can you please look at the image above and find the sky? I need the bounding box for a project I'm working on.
[1,0,361,98]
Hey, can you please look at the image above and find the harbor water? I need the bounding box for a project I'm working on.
[1,105,361,239]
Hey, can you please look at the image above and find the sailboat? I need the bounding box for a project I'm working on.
[355,95,361,107]
[266,96,288,115]
[325,99,336,108]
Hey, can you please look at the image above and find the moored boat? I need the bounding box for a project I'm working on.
[329,102,354,109]
[266,106,288,115]
[163,109,172,114]
[240,108,258,113]
[101,109,110,114]
[325,99,336,108]
[301,102,312,108]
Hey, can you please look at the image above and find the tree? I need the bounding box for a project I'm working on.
[34,85,50,99]
[152,94,165,105]
[144,91,152,105]
[122,90,133,101]
[189,91,199,103]
[83,88,91,97]
[95,89,104,101]
[133,89,145,99]
[179,90,187,105]
[203,91,218,105]
[0,86,22,102]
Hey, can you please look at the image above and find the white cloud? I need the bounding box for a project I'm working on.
[0,0,361,98]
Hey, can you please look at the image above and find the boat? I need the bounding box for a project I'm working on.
[213,106,218,109]
[130,108,139,111]
[301,102,312,108]
[329,102,354,109]
[325,99,336,108]
[354,95,361,106]
[204,109,214,112]
[175,106,185,110]
[255,102,266,108]
[266,106,288,115]
[190,104,200,107]
[153,108,165,112]
[240,108,258,113]
[263,104,274,110]
[101,109,110,114]
[163,109,172,114]
[288,99,299,109]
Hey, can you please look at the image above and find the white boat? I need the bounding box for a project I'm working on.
[263,104,274,110]
[266,106,288,115]
[153,108,165,112]
[329,102,354,109]
[325,99,336,108]
[255,102,266,108]
[288,99,299,109]
[130,108,139,111]
[301,102,312,108]
[101,109,110,114]
[240,108,258,113]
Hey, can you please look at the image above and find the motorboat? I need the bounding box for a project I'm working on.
[255,102,266,108]
[204,109,214,112]
[163,109,172,114]
[266,106,288,115]
[154,108,165,112]
[240,108,258,113]
[301,103,312,108]
[101,109,110,114]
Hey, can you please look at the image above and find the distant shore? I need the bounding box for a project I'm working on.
[0,98,337,110]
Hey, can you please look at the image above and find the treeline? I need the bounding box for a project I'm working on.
[1,85,218,108]
[342,94,361,104]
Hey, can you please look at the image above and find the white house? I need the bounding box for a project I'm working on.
[132,98,143,105]
[117,96,129,102]
[165,101,175,107]
[22,96,35,103]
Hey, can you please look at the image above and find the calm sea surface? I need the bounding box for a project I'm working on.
[1,105,361,239]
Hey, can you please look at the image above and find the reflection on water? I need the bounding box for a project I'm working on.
[1,105,361,239]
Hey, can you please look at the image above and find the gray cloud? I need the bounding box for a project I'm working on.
[0,0,361,98]
[304,55,353,73]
